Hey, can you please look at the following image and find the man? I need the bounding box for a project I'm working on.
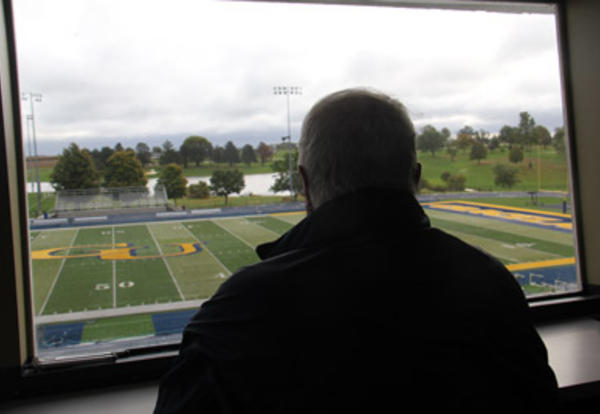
[155,88,557,413]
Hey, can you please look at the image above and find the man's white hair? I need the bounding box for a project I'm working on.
[298,88,417,209]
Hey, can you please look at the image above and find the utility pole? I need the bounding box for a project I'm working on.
[273,86,302,199]
[22,92,43,217]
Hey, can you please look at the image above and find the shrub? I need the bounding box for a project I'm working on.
[188,181,210,199]
[493,164,519,188]
[509,146,524,163]
[446,174,466,191]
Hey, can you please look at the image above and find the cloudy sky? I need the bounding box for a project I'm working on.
[13,0,564,155]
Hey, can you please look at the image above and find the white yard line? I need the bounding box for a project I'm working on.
[212,219,256,250]
[146,223,185,300]
[39,229,79,316]
[181,224,232,276]
[112,226,117,308]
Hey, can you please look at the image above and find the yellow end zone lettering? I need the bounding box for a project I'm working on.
[423,201,572,231]
[32,242,202,261]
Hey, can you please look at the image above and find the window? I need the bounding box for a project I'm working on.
[2,0,596,378]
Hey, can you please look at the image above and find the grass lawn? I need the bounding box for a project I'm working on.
[26,165,53,182]
[28,192,56,218]
[418,145,569,192]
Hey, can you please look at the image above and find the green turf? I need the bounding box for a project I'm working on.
[425,209,574,246]
[270,212,306,226]
[442,228,561,264]
[430,217,575,258]
[521,284,555,295]
[246,215,295,235]
[148,222,229,300]
[114,225,181,306]
[42,227,113,314]
[184,220,259,274]
[81,313,155,342]
[30,229,78,315]
[214,218,280,247]
[31,204,577,326]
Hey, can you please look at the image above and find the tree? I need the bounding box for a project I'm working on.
[470,141,488,164]
[157,163,188,205]
[256,142,274,165]
[518,111,536,150]
[474,129,490,145]
[135,142,152,167]
[417,125,446,157]
[446,141,458,161]
[456,129,474,153]
[457,125,476,136]
[159,140,182,166]
[223,141,240,166]
[509,146,524,163]
[104,150,147,188]
[270,150,302,199]
[51,143,100,190]
[210,169,245,205]
[90,146,115,173]
[441,172,466,191]
[211,146,225,163]
[498,125,519,145]
[553,126,566,154]
[188,181,210,199]
[488,137,500,151]
[441,127,451,141]
[493,164,519,188]
[179,136,213,168]
[152,146,162,157]
[534,125,552,148]
[241,144,257,166]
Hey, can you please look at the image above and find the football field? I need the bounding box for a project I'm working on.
[31,200,578,347]
[31,212,305,316]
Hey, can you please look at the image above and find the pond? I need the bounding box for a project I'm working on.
[29,173,289,196]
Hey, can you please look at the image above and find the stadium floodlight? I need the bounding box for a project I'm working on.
[273,86,302,197]
[22,92,43,217]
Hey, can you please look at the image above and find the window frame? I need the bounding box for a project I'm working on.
[1,0,599,401]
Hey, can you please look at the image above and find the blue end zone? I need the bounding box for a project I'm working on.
[152,309,198,335]
[38,322,85,349]
[512,264,578,289]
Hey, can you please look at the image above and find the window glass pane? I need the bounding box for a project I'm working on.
[12,0,579,362]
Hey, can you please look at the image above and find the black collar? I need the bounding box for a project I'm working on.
[256,188,430,260]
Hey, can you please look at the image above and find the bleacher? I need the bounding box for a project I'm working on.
[54,186,169,217]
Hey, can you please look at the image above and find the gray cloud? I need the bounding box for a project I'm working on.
[14,0,564,153]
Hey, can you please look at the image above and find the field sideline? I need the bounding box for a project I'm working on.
[32,200,579,349]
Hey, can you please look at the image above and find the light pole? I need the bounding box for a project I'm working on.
[22,92,43,217]
[273,86,302,199]
[25,114,34,192]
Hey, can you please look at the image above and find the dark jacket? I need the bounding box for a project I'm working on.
[155,188,557,413]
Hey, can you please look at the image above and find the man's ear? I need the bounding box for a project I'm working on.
[412,162,422,192]
[298,165,313,213]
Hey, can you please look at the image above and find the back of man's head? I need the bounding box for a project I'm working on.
[298,88,418,209]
